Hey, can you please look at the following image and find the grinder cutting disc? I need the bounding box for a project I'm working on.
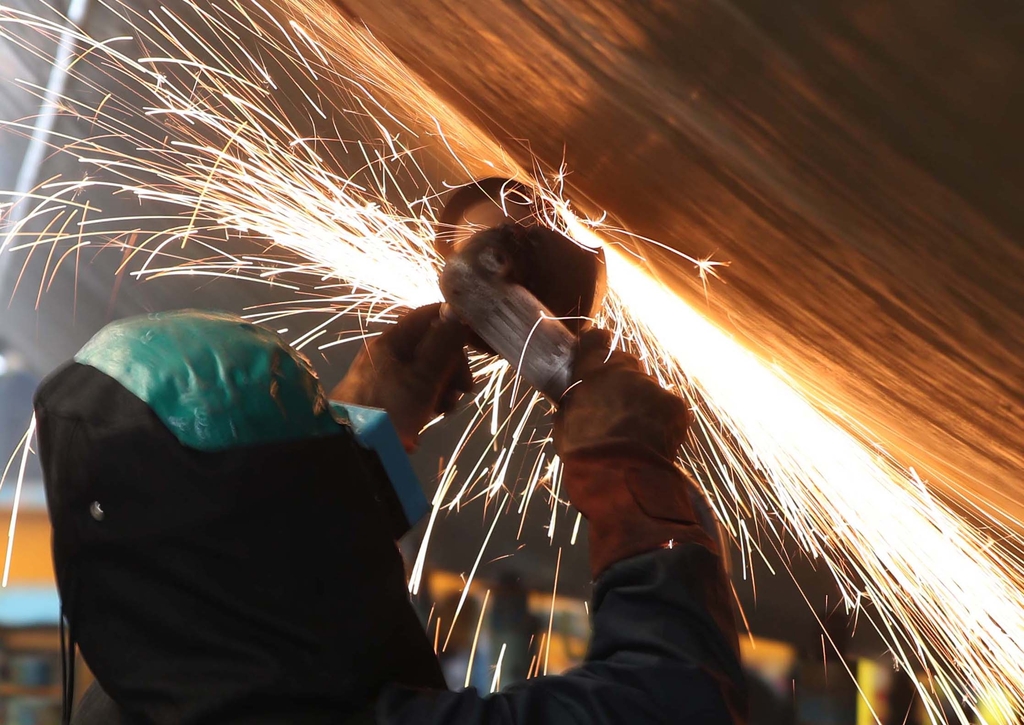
[437,178,607,340]
[436,177,535,248]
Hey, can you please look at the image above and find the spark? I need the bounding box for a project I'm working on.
[1,1,1023,721]
[545,547,561,677]
[527,635,544,680]
[465,588,490,690]
[2,416,36,587]
[490,642,507,694]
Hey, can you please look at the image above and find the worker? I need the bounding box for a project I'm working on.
[34,304,746,724]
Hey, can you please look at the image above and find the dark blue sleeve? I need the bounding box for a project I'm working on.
[71,538,746,725]
[377,539,747,725]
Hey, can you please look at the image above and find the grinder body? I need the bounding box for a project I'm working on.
[437,180,606,401]
[439,231,578,399]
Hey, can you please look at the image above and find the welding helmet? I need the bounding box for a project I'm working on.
[34,310,443,723]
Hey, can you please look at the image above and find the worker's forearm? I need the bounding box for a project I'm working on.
[572,456,744,715]
[585,541,745,716]
[378,544,745,725]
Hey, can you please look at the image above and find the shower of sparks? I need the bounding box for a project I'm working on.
[1,0,1023,721]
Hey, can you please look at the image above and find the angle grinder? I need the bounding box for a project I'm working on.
[436,178,606,401]
[437,179,729,564]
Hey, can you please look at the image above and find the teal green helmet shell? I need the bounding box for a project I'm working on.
[74,309,343,451]
[72,309,429,529]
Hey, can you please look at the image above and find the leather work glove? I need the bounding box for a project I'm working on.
[555,330,692,464]
[331,304,473,452]
[554,329,708,578]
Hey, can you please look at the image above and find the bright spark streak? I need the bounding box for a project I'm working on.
[544,547,561,677]
[2,416,36,588]
[570,511,582,547]
[490,642,507,694]
[465,588,490,690]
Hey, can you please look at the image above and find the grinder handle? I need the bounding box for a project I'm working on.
[439,254,577,402]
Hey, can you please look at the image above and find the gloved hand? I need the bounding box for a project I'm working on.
[554,330,692,464]
[554,329,708,578]
[331,304,473,452]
